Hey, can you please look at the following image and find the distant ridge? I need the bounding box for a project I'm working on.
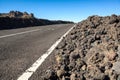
[0,11,34,18]
[0,11,73,30]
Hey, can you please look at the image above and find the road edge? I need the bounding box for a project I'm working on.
[17,24,76,80]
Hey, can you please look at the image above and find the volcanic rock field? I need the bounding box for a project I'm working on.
[44,15,120,80]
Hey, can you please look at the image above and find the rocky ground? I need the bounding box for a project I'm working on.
[44,14,120,80]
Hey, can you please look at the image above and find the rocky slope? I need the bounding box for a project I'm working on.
[0,11,34,18]
[0,11,73,30]
[44,14,120,80]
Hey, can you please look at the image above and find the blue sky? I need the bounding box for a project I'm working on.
[0,0,120,22]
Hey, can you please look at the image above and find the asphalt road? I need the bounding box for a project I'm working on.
[0,24,74,80]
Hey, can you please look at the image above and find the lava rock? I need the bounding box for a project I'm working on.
[57,69,65,78]
[70,52,79,60]
[70,73,76,80]
[44,14,120,80]
[117,45,120,58]
[117,75,120,80]
[112,62,120,74]
[44,69,57,80]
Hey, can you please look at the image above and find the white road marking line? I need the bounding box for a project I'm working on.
[17,24,76,80]
[0,29,41,39]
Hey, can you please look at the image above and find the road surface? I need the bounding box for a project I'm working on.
[0,24,74,80]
